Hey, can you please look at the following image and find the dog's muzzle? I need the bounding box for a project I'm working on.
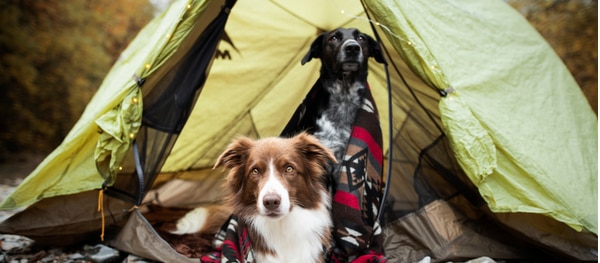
[339,39,363,72]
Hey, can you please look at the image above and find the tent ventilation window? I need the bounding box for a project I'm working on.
[104,0,236,205]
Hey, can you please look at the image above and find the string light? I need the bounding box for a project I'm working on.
[129,133,135,139]
[145,64,151,69]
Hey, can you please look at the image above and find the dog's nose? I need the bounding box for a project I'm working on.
[344,43,361,56]
[263,194,281,210]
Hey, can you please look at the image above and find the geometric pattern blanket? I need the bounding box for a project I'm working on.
[201,81,387,262]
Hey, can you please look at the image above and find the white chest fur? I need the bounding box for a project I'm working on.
[249,203,331,263]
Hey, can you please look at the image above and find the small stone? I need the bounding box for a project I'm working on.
[84,244,122,263]
[0,235,33,252]
[67,252,85,260]
[122,254,155,263]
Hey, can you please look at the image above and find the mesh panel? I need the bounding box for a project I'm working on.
[105,1,235,204]
[375,47,485,226]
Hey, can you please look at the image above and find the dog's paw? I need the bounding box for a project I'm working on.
[170,207,209,235]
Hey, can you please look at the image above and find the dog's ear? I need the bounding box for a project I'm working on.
[293,132,336,170]
[214,137,255,170]
[215,137,255,196]
[366,35,386,64]
[301,32,326,65]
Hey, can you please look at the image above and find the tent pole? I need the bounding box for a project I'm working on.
[132,140,145,206]
[360,0,392,223]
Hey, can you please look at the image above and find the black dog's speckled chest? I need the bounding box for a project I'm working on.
[314,79,365,163]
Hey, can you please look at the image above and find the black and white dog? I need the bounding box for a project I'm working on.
[301,28,385,171]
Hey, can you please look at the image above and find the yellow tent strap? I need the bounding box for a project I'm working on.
[97,189,105,241]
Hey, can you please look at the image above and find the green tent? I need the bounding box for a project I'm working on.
[1,0,596,262]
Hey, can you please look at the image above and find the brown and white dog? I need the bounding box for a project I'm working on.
[172,132,336,263]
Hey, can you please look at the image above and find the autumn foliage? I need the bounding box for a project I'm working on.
[0,0,154,161]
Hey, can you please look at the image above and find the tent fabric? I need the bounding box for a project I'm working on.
[0,190,133,246]
[108,209,200,263]
[95,88,143,185]
[157,0,394,173]
[490,210,599,261]
[365,0,597,233]
[383,200,533,262]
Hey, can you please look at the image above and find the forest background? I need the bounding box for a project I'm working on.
[0,0,597,174]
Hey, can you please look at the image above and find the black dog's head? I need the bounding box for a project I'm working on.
[301,28,385,77]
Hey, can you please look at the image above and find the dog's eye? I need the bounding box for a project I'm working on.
[357,35,366,42]
[285,166,294,173]
[329,36,338,42]
[251,168,259,176]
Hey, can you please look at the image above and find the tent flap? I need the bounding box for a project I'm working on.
[108,209,199,263]
[95,87,143,185]
[439,93,496,183]
[365,0,597,234]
